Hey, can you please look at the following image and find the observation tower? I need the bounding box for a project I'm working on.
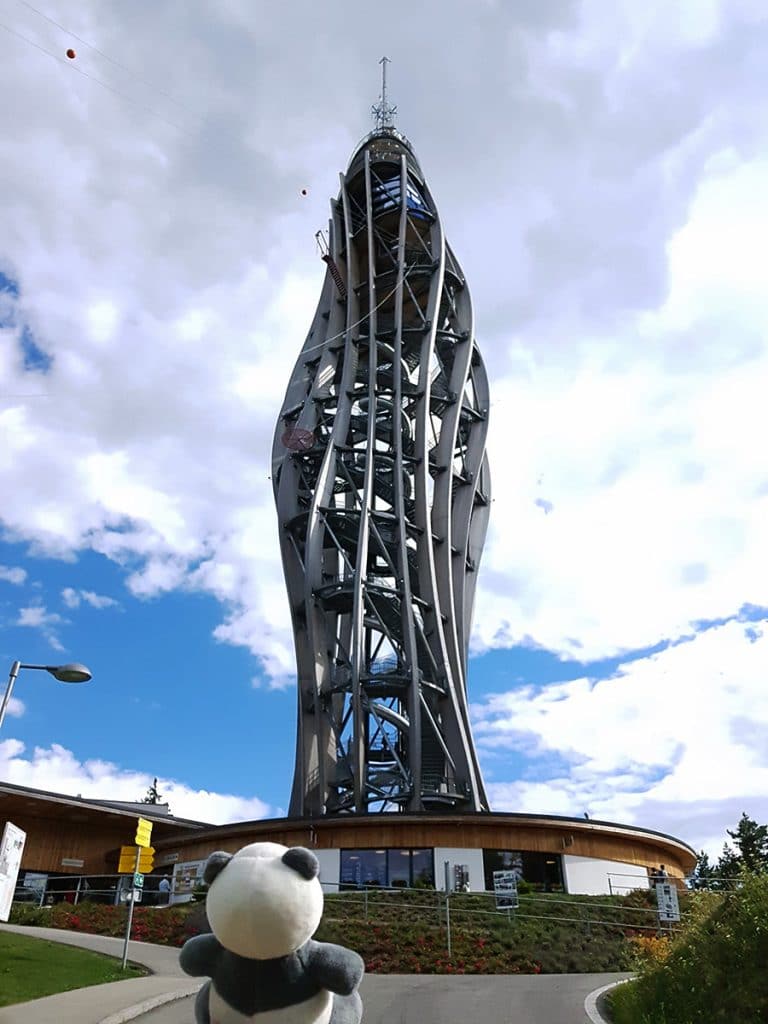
[272,62,491,817]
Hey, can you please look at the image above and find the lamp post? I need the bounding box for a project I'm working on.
[0,661,93,731]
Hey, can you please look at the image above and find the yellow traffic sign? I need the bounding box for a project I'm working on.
[118,845,155,873]
[135,817,153,848]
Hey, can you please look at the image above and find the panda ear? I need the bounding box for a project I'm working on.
[282,847,319,880]
[203,851,233,885]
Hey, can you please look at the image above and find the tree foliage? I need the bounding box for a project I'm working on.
[140,777,165,807]
[727,813,768,873]
[691,812,768,888]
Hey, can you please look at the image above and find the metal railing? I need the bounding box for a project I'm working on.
[12,873,189,909]
[11,872,707,956]
[319,881,681,954]
[607,870,655,894]
[608,869,749,894]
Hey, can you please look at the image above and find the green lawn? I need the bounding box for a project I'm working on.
[0,931,146,1007]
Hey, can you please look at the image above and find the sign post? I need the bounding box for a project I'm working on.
[121,818,153,969]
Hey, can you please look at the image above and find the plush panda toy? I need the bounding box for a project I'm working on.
[179,842,364,1024]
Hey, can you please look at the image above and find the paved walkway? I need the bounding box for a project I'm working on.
[0,924,625,1024]
[136,973,626,1024]
[0,923,198,1024]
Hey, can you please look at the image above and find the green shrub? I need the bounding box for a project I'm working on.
[608,873,768,1023]
[8,903,52,926]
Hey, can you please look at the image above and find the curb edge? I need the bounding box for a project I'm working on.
[99,984,200,1024]
[584,978,632,1024]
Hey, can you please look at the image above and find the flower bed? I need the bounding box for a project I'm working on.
[10,888,659,974]
[10,900,204,947]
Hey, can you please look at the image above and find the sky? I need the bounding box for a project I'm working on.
[1,0,767,861]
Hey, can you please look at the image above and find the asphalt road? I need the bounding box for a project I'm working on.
[137,972,626,1023]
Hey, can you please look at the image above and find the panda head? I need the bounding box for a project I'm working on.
[203,842,323,959]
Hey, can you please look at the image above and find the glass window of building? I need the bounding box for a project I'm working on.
[340,848,435,889]
[483,850,564,892]
[388,849,411,888]
[411,849,433,887]
[340,849,386,888]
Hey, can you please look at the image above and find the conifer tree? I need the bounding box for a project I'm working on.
[727,812,768,873]
[140,777,164,806]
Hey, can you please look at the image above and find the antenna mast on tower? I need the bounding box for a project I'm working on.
[372,56,397,130]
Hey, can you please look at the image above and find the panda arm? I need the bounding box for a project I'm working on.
[180,934,223,977]
[304,940,364,995]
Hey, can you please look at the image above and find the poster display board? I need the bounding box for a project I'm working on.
[0,822,27,922]
[493,869,520,910]
[171,860,205,904]
[655,882,681,923]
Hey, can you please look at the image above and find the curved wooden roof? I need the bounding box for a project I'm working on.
[153,811,697,878]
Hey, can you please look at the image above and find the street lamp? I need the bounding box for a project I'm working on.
[0,660,93,731]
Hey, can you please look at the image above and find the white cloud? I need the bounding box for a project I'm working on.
[0,697,26,720]
[0,739,272,824]
[15,604,65,650]
[0,565,27,585]
[61,586,118,609]
[475,618,768,857]
[473,148,768,662]
[85,300,120,345]
[80,589,118,609]
[17,604,61,628]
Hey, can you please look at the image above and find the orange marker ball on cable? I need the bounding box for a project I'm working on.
[66,48,76,59]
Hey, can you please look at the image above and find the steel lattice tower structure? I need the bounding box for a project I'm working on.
[272,71,491,817]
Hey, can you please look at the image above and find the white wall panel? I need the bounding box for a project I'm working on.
[433,847,486,892]
[315,848,340,892]
[563,855,650,895]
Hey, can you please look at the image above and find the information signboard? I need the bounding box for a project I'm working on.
[0,822,26,922]
[493,869,519,911]
[655,882,681,923]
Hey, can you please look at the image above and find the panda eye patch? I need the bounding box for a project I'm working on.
[282,847,319,880]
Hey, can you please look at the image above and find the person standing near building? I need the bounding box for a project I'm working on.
[159,875,171,906]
